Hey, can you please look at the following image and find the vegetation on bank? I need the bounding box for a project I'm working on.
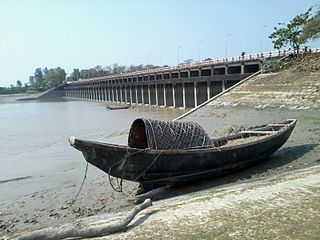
[269,6,320,51]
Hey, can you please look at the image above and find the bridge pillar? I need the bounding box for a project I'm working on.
[163,85,167,106]
[96,88,99,101]
[172,84,176,107]
[135,86,138,105]
[155,84,158,106]
[207,81,210,100]
[194,82,198,107]
[241,64,244,74]
[124,87,128,103]
[148,85,151,105]
[101,87,104,101]
[182,83,186,109]
[141,85,144,105]
[130,86,133,104]
[118,87,121,102]
[115,87,119,102]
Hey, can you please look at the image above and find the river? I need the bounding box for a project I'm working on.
[0,94,184,202]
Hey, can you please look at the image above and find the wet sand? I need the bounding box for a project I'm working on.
[0,98,184,237]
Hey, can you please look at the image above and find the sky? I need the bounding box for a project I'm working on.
[0,0,319,87]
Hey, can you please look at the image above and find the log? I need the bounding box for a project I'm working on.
[134,185,169,204]
[16,199,152,240]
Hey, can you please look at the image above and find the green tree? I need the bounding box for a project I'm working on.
[43,67,66,89]
[301,8,320,42]
[29,76,35,86]
[16,80,22,88]
[73,68,81,81]
[34,68,44,87]
[269,8,312,51]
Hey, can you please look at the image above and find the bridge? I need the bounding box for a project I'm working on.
[63,50,297,108]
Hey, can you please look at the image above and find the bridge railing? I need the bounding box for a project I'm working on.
[70,47,320,85]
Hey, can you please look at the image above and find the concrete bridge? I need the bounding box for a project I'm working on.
[64,52,279,108]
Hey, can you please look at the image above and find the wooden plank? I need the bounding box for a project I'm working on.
[241,130,278,134]
[267,124,287,127]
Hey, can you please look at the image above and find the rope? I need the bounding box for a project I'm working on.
[71,161,89,204]
[133,150,163,182]
[108,148,148,192]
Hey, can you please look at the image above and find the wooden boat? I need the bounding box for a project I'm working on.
[106,103,131,110]
[69,119,296,191]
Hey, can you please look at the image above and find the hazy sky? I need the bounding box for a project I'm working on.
[0,0,319,86]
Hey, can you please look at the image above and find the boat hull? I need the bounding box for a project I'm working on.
[70,119,296,186]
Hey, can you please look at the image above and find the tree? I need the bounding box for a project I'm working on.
[42,67,66,88]
[29,76,35,86]
[301,8,320,43]
[70,68,81,81]
[34,68,44,87]
[16,80,22,88]
[269,8,312,51]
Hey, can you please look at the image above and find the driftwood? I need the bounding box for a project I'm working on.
[134,186,169,204]
[16,199,152,240]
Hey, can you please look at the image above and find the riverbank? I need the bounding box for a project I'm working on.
[2,54,320,239]
[105,164,320,239]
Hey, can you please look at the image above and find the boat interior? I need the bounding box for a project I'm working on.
[213,120,294,148]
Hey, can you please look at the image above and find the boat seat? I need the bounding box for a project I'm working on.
[241,130,278,135]
[267,124,287,127]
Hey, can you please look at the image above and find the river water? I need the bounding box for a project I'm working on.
[0,95,184,202]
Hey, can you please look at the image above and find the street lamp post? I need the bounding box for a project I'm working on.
[177,46,182,65]
[225,34,231,59]
[260,25,267,53]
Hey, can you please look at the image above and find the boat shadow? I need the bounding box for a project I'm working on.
[137,144,317,203]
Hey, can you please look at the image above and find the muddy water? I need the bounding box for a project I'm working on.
[0,95,185,202]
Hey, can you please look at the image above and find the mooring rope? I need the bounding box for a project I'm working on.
[108,148,148,192]
[133,150,163,182]
[71,161,89,204]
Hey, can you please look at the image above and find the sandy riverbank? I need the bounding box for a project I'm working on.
[104,164,320,239]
